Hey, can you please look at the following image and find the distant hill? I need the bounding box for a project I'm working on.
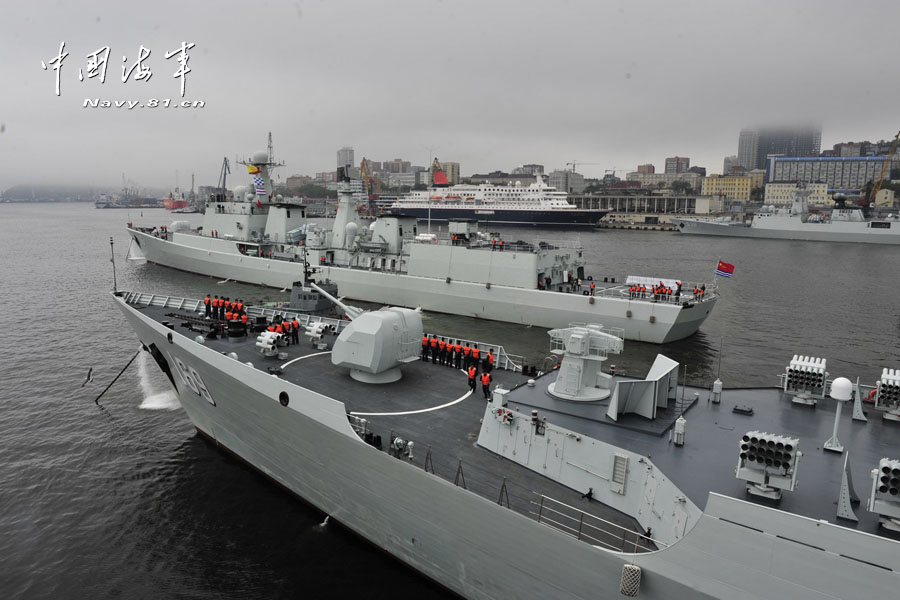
[1,183,167,202]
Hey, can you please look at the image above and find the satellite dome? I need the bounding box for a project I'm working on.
[234,185,248,198]
[251,150,268,163]
[345,222,359,240]
[830,377,852,402]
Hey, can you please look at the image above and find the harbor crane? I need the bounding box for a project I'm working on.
[566,161,605,173]
[865,129,900,208]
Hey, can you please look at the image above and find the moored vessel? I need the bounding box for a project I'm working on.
[127,151,718,344]
[388,159,607,227]
[674,183,900,244]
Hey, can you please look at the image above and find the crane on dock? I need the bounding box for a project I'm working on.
[865,130,900,209]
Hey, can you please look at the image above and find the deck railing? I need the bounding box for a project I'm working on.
[122,291,351,333]
[530,494,665,553]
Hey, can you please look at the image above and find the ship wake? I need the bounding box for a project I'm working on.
[137,351,180,411]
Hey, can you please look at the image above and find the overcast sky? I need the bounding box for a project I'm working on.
[2,0,899,192]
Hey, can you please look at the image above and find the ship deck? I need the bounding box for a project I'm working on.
[504,373,900,539]
[132,298,900,548]
[133,300,653,552]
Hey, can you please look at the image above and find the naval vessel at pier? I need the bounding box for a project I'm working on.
[114,288,900,599]
[673,183,900,244]
[127,152,718,343]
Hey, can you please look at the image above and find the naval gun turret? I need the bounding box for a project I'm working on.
[547,324,624,401]
[331,307,423,384]
[310,280,424,384]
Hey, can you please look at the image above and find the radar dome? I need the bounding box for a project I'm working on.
[251,150,268,163]
[830,377,852,402]
[234,185,249,198]
[345,222,359,240]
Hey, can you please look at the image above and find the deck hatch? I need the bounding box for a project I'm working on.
[611,453,628,495]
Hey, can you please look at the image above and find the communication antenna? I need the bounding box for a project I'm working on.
[109,237,117,292]
[268,131,275,163]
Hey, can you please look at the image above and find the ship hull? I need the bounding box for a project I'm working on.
[674,218,900,244]
[129,229,713,343]
[389,207,606,227]
[115,295,900,600]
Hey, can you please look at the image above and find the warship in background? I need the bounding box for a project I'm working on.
[127,150,718,344]
[388,159,608,227]
[674,182,900,244]
[113,286,900,599]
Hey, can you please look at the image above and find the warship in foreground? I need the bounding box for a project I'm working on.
[673,182,900,244]
[114,288,900,599]
[127,155,718,343]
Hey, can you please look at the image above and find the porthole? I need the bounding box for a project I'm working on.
[279,391,290,407]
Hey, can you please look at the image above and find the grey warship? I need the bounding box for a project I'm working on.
[114,288,900,599]
[127,154,718,343]
[674,182,900,244]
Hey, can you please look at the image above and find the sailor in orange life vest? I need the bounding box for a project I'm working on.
[429,335,439,364]
[291,317,300,345]
[204,294,211,317]
[467,365,478,391]
[421,334,429,360]
[481,371,492,399]
[282,318,291,346]
[453,340,463,369]
[437,337,447,366]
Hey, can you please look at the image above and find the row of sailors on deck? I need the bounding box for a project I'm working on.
[205,295,249,323]
[628,282,706,302]
[266,316,301,346]
[421,335,495,373]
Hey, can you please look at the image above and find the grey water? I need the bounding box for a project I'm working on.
[1,203,898,599]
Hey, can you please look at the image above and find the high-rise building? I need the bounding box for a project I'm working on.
[723,155,739,174]
[738,126,821,170]
[383,158,411,173]
[512,164,544,175]
[665,157,690,174]
[337,146,354,169]
[637,164,655,174]
[548,170,585,194]
[766,156,890,190]
[439,161,461,185]
[737,129,759,171]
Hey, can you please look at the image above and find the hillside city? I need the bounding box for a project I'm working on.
[4,126,899,225]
